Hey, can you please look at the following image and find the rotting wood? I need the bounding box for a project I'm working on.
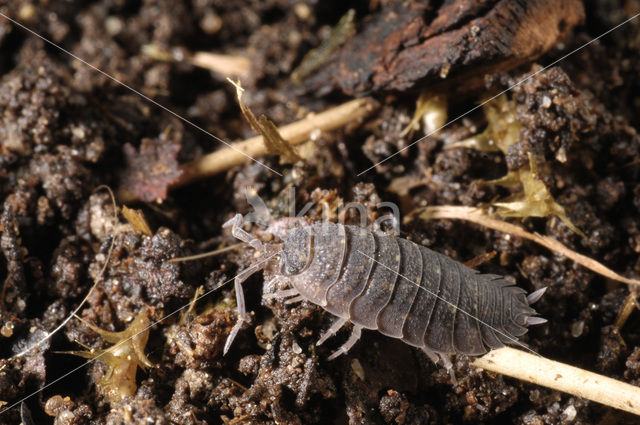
[305,0,584,95]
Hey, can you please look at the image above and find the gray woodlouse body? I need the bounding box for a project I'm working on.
[223,214,547,371]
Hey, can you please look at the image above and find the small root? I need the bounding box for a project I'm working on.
[473,347,640,416]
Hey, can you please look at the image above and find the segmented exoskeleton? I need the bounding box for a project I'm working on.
[223,214,546,372]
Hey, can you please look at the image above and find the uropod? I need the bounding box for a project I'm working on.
[223,213,547,372]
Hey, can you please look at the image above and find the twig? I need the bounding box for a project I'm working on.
[473,347,640,416]
[412,206,640,287]
[174,97,377,188]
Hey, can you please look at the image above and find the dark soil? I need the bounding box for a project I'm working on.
[1,0,640,424]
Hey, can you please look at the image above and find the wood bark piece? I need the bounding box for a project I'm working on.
[305,0,585,95]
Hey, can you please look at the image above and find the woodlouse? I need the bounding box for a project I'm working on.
[223,214,547,371]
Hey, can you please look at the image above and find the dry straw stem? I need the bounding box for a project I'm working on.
[414,206,640,287]
[189,51,251,78]
[174,97,377,188]
[143,44,251,79]
[473,347,640,416]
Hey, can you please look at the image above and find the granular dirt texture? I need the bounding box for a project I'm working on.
[1,0,640,424]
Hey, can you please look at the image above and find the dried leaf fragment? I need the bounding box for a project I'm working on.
[230,79,302,164]
[447,94,520,153]
[65,310,153,403]
[120,127,182,203]
[117,97,377,200]
[121,206,152,236]
[615,290,638,330]
[488,153,585,237]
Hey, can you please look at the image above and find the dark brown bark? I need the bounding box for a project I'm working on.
[305,0,585,95]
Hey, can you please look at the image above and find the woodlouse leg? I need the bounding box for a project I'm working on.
[263,288,299,300]
[327,324,362,360]
[223,213,263,251]
[421,347,439,364]
[438,353,458,386]
[316,317,348,346]
[223,261,264,355]
[284,295,305,305]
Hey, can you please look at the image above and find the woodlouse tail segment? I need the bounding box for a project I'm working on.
[526,287,547,304]
[525,316,548,326]
[223,213,263,252]
[523,287,547,326]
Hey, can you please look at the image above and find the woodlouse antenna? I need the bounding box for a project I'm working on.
[223,213,263,252]
[168,242,245,263]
